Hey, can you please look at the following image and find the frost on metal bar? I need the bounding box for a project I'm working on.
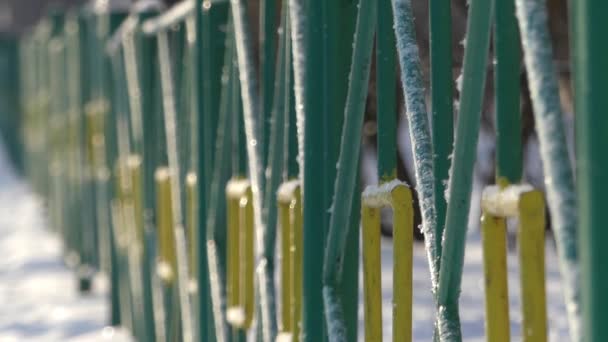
[514,0,580,340]
[141,0,193,35]
[288,0,306,185]
[156,31,195,342]
[225,179,255,330]
[229,1,277,338]
[480,185,547,342]
[391,0,439,286]
[276,180,302,342]
[360,180,414,342]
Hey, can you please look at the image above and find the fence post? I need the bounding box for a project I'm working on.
[572,0,608,341]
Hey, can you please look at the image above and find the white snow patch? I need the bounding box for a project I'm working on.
[0,144,132,342]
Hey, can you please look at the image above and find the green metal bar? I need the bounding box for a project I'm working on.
[323,2,359,339]
[258,2,291,339]
[573,0,608,341]
[157,29,196,342]
[391,0,438,287]
[495,0,521,184]
[322,0,376,340]
[436,0,494,339]
[260,0,276,171]
[205,20,235,341]
[429,0,453,256]
[376,0,397,182]
[196,2,229,340]
[103,11,130,327]
[287,0,327,339]
[515,0,580,340]
[230,0,282,339]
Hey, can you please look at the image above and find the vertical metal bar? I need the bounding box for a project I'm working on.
[515,0,580,339]
[480,214,510,342]
[322,0,376,340]
[361,205,382,341]
[157,30,195,342]
[325,1,360,340]
[392,187,414,342]
[195,1,213,335]
[436,0,494,339]
[260,0,276,169]
[376,0,397,181]
[518,191,547,342]
[429,0,453,249]
[287,0,325,339]
[495,0,522,185]
[391,0,439,285]
[290,189,303,342]
[573,0,608,340]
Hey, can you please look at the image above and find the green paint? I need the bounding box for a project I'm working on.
[495,0,521,184]
[437,0,494,339]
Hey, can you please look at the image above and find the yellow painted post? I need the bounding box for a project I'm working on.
[290,186,303,342]
[360,181,414,342]
[227,182,240,311]
[480,184,548,342]
[277,181,303,342]
[186,172,198,281]
[240,187,255,329]
[391,186,413,342]
[225,179,255,329]
[155,167,177,284]
[279,194,293,333]
[361,203,382,342]
[128,155,144,250]
[480,213,510,342]
[518,191,547,342]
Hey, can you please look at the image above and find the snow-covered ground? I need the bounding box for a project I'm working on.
[0,146,132,342]
[0,139,569,341]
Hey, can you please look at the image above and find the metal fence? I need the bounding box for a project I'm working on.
[11,0,608,341]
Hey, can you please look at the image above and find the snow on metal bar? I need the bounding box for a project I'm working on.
[141,0,195,35]
[481,184,534,217]
[362,179,410,208]
[288,0,306,188]
[391,0,439,288]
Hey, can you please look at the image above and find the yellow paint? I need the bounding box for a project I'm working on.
[391,186,413,342]
[481,212,510,342]
[361,203,382,342]
[518,191,547,342]
[225,179,255,329]
[128,155,144,250]
[291,186,303,342]
[240,187,255,329]
[361,183,414,342]
[185,172,198,279]
[226,182,239,309]
[277,181,303,342]
[155,167,177,283]
[279,195,292,333]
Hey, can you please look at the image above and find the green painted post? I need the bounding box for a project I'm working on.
[429,0,453,254]
[376,0,397,182]
[435,0,494,339]
[573,0,608,341]
[323,0,376,340]
[288,0,327,339]
[494,0,521,184]
[197,2,230,340]
[259,0,276,171]
[205,29,235,342]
